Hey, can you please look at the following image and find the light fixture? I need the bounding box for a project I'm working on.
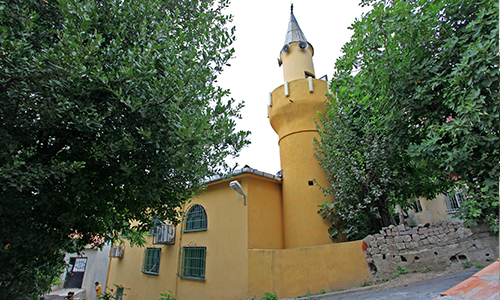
[229,180,246,205]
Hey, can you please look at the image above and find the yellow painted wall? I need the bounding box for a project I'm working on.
[246,176,284,249]
[280,41,315,82]
[106,177,251,300]
[106,235,179,300]
[408,195,458,225]
[176,181,249,300]
[248,241,372,299]
[269,78,334,248]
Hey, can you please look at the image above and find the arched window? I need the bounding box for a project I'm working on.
[183,204,207,232]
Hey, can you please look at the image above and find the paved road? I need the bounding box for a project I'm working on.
[324,269,478,300]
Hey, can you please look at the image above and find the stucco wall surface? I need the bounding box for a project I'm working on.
[106,179,250,300]
[280,41,315,82]
[407,195,458,225]
[248,241,372,299]
[268,78,335,248]
[246,176,284,249]
[52,244,111,299]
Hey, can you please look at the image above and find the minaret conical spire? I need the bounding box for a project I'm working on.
[279,4,315,82]
[284,4,308,45]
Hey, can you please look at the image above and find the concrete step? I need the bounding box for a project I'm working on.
[43,288,86,300]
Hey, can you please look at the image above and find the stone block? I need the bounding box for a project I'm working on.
[397,224,406,231]
[372,253,383,261]
[371,247,380,254]
[412,234,421,241]
[421,239,430,246]
[374,233,381,238]
[402,235,412,242]
[473,232,495,240]
[407,230,418,235]
[457,228,473,239]
[386,237,394,244]
[437,241,452,247]
[380,244,389,254]
[396,243,406,250]
[386,231,392,236]
[470,224,491,234]
[438,234,448,242]
[370,240,378,248]
[377,237,386,245]
[394,236,403,243]
[387,244,397,252]
[363,235,374,244]
[428,236,439,244]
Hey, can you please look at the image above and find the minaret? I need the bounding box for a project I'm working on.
[269,5,334,248]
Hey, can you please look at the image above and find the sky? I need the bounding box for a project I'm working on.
[218,1,371,175]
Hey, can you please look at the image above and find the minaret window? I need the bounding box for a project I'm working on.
[305,72,315,78]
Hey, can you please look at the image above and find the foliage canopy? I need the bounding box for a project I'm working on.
[0,0,249,298]
[317,0,498,241]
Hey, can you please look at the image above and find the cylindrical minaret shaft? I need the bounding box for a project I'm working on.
[269,5,334,248]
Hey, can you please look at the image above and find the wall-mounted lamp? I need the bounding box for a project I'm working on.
[229,180,246,205]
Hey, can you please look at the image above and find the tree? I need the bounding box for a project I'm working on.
[316,96,450,241]
[0,0,249,298]
[318,0,499,240]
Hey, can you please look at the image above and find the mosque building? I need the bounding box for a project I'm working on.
[104,6,375,299]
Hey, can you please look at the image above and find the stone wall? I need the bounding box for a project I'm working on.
[363,221,499,281]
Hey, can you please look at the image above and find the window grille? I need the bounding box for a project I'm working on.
[141,248,161,275]
[444,190,465,212]
[182,204,207,232]
[414,199,423,213]
[179,246,206,280]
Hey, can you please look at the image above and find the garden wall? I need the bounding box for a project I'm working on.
[363,221,499,281]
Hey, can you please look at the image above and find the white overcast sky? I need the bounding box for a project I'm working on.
[218,1,371,174]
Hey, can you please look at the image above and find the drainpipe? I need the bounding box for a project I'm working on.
[174,203,185,299]
[104,242,113,294]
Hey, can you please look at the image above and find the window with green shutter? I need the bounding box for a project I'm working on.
[179,246,206,280]
[141,248,161,275]
[182,204,207,232]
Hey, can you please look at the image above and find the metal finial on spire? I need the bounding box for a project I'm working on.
[284,4,308,45]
